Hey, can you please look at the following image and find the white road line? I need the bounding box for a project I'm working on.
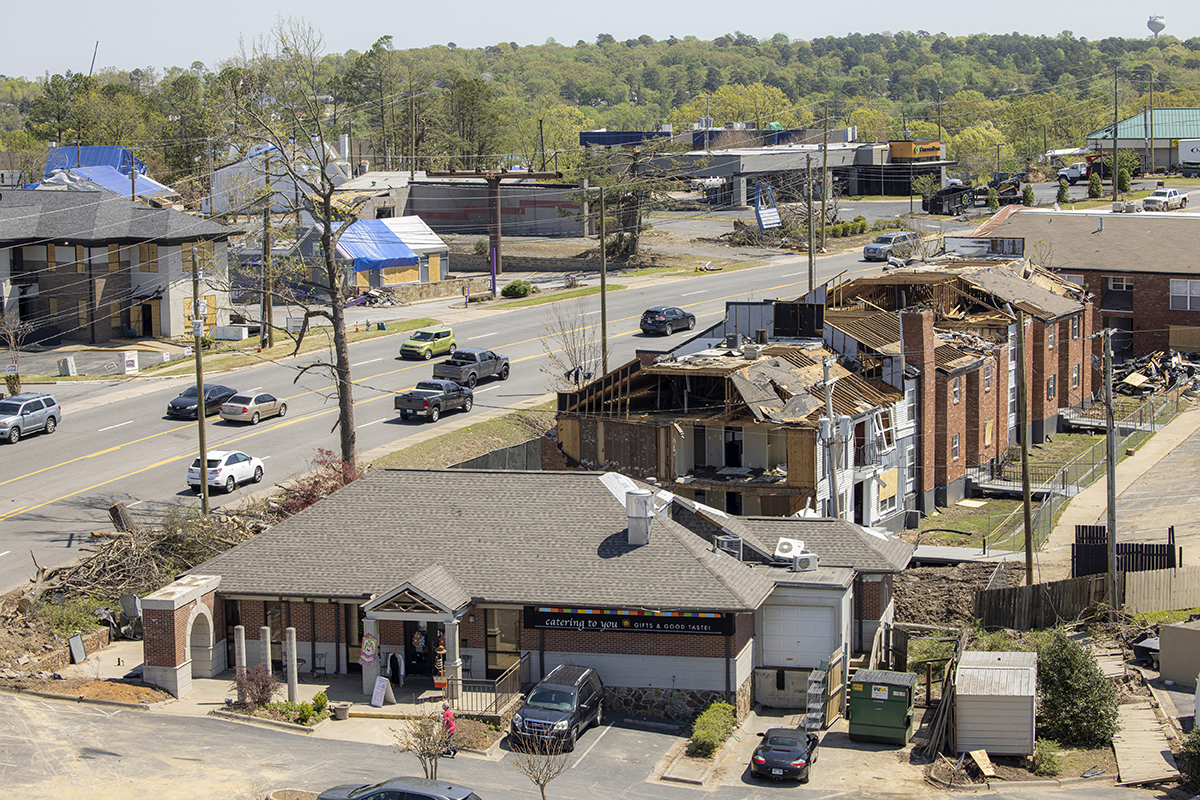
[351,359,382,367]
[473,385,499,395]
[245,387,262,393]
[682,289,707,296]
[782,271,806,277]
[0,551,10,559]
[97,421,133,432]
[260,456,271,460]
[468,332,499,339]
[570,723,613,769]
[127,501,144,508]
[357,418,387,429]
[582,310,601,316]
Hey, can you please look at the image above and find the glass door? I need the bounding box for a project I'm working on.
[485,609,521,679]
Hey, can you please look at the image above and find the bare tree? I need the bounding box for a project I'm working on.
[0,313,32,396]
[540,299,612,391]
[219,18,360,468]
[392,714,451,780]
[507,733,570,800]
[899,215,944,262]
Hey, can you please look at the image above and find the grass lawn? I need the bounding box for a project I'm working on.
[912,497,1025,547]
[371,402,556,470]
[1025,431,1105,465]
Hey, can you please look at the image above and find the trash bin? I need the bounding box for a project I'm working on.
[57,357,77,377]
[332,702,351,720]
[377,322,386,331]
[847,669,917,745]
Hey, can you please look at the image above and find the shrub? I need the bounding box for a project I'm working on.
[32,596,108,636]
[853,215,866,223]
[1036,631,1119,746]
[1056,180,1070,204]
[688,701,736,757]
[857,221,868,234]
[297,700,315,724]
[1021,184,1036,207]
[1032,738,1062,776]
[233,664,280,708]
[501,279,532,299]
[1178,726,1200,791]
[472,238,488,256]
[1117,168,1130,193]
[1087,171,1102,198]
[312,691,328,714]
[986,188,999,210]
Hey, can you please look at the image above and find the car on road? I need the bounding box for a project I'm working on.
[400,326,457,360]
[186,450,265,494]
[167,385,237,419]
[0,392,61,444]
[394,380,473,422]
[1143,187,1188,211]
[863,231,922,261]
[510,664,604,752]
[639,306,696,335]
[219,393,287,425]
[431,348,510,388]
[750,728,819,783]
[317,776,482,800]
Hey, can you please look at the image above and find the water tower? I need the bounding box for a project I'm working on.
[1148,16,1166,38]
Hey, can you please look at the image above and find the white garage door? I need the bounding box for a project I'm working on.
[761,605,836,668]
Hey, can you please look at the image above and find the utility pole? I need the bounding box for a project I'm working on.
[702,94,713,152]
[410,90,416,177]
[1112,66,1120,202]
[806,153,815,293]
[191,249,210,516]
[937,87,943,141]
[599,187,608,375]
[539,118,546,172]
[823,357,840,519]
[130,161,136,201]
[1016,311,1033,585]
[1149,70,1156,176]
[262,151,274,349]
[821,98,829,252]
[1102,329,1119,610]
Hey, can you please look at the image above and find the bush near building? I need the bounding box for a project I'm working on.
[1035,632,1119,746]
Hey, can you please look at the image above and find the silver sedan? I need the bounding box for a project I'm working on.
[219,393,287,425]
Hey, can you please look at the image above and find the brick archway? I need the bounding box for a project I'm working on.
[187,602,224,678]
[142,575,221,698]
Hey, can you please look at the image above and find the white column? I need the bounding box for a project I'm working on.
[260,626,271,672]
[285,627,298,703]
[234,625,246,703]
[444,619,461,700]
[361,618,380,696]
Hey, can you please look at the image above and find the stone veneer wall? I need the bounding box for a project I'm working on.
[604,673,753,722]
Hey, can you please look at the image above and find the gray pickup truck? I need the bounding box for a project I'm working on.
[431,348,510,388]
[394,380,474,423]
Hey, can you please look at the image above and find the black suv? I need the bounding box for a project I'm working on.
[640,306,696,336]
[510,665,604,751]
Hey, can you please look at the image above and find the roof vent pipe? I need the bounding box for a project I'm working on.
[756,329,768,345]
[626,489,654,545]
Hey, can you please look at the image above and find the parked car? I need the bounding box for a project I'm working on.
[219,393,287,425]
[317,777,482,800]
[0,392,61,444]
[510,664,604,752]
[1143,188,1188,211]
[750,728,820,783]
[639,306,696,335]
[863,231,921,262]
[431,348,510,388]
[186,450,265,494]
[394,380,473,422]
[167,385,237,419]
[400,326,457,360]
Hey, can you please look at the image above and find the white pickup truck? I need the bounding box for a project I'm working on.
[1056,162,1088,185]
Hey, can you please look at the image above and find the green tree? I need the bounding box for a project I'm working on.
[1056,180,1070,204]
[1087,171,1102,198]
[25,72,97,144]
[1021,184,1035,206]
[345,36,404,170]
[947,122,1007,180]
[1036,631,1119,746]
[156,73,218,181]
[1117,168,1130,193]
[986,187,999,209]
[439,73,502,170]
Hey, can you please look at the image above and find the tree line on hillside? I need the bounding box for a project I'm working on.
[2,27,1199,194]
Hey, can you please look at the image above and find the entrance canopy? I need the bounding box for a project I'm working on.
[335,218,419,273]
[362,563,470,621]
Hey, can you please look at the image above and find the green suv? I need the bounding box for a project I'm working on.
[400,325,457,360]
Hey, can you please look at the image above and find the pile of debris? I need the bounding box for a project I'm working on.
[347,288,401,308]
[721,213,810,249]
[1114,350,1200,396]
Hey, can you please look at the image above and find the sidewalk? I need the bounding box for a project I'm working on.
[1035,403,1200,583]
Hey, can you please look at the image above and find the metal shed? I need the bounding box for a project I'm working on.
[954,651,1037,756]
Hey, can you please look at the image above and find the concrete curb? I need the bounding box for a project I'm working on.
[661,727,740,786]
[925,769,1115,791]
[0,684,172,710]
[208,708,331,735]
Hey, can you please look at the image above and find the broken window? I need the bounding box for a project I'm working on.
[951,433,960,461]
[1072,364,1080,388]
[873,409,895,453]
[1047,374,1057,400]
[952,376,962,403]
[905,446,916,492]
[984,362,992,392]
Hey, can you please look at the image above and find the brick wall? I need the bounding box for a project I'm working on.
[1030,318,1055,423]
[143,600,194,668]
[240,599,265,638]
[934,372,966,487]
[858,574,892,620]
[965,356,1000,466]
[900,311,936,501]
[1084,271,1200,357]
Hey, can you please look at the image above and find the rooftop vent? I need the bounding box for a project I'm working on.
[626,489,654,545]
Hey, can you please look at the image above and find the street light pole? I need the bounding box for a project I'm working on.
[191,248,210,516]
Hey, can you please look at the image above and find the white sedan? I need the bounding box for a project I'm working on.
[187,450,265,494]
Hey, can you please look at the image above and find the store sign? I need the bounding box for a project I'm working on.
[523,606,733,636]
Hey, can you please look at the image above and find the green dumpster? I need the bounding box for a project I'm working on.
[847,669,917,745]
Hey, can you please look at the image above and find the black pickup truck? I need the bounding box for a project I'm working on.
[394,380,474,423]
[431,348,510,388]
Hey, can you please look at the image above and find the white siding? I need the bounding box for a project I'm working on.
[744,427,768,469]
[955,694,1036,755]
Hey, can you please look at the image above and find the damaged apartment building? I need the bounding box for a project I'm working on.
[555,318,915,533]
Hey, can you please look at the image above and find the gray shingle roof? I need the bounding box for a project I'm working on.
[729,517,914,573]
[958,265,1081,321]
[0,189,235,245]
[192,469,775,611]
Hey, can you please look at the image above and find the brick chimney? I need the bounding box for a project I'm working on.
[900,310,936,511]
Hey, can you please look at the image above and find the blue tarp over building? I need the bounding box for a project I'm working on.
[334,219,419,272]
[62,166,173,197]
[44,146,147,178]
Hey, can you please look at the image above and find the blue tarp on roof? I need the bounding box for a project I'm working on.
[67,166,173,197]
[335,219,419,272]
[44,146,146,178]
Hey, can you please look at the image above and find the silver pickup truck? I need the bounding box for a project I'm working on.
[431,348,510,388]
[394,380,474,423]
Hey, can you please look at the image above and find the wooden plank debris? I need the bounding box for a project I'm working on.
[1113,702,1179,786]
[969,749,998,778]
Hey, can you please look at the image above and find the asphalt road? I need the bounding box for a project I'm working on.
[0,243,895,593]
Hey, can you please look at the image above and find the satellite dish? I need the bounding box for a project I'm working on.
[1148,16,1166,37]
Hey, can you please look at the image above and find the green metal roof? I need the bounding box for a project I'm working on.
[1086,107,1200,140]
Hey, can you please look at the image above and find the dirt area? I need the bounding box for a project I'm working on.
[456,716,506,751]
[927,742,1117,785]
[1,675,173,704]
[0,623,62,668]
[894,563,1026,628]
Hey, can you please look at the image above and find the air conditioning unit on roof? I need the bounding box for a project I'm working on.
[791,553,819,572]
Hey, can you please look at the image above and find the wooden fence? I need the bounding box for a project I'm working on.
[1124,566,1200,614]
[1071,525,1179,577]
[975,573,1114,631]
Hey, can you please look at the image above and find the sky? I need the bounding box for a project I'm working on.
[5,1,1195,80]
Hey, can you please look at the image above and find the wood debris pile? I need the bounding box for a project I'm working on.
[1114,350,1200,396]
[21,510,269,605]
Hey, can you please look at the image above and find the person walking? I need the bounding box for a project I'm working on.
[442,702,457,758]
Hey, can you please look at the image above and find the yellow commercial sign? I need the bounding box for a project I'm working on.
[890,140,942,159]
